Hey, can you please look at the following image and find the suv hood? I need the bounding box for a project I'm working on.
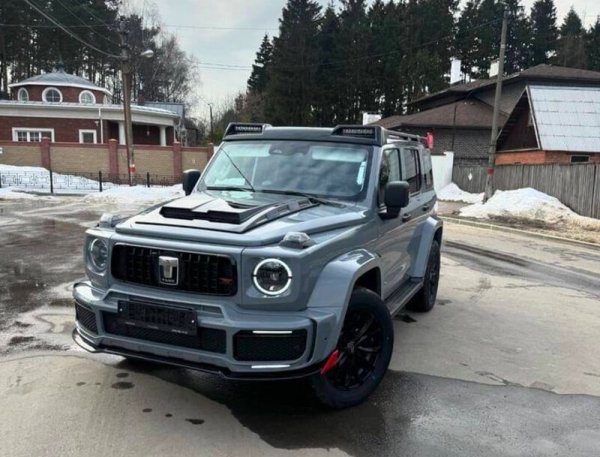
[115,192,367,246]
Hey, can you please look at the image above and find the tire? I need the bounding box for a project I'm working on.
[408,239,441,312]
[311,287,394,409]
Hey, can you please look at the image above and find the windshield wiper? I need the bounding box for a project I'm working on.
[206,186,253,192]
[219,148,256,193]
[256,189,344,207]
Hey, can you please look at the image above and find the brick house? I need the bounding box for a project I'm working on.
[496,85,600,164]
[374,64,600,164]
[1,65,178,146]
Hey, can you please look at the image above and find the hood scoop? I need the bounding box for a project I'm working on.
[157,193,317,226]
[160,198,267,225]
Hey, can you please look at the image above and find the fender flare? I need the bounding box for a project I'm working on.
[305,248,382,359]
[410,216,443,279]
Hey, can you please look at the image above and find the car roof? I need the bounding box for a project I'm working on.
[222,123,426,147]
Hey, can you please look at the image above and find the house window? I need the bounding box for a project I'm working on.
[42,87,63,103]
[17,88,29,102]
[570,155,590,163]
[12,128,55,142]
[79,90,96,105]
[79,129,97,144]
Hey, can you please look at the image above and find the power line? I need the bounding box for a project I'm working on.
[23,0,120,59]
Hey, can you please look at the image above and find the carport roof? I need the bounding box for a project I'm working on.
[527,85,600,153]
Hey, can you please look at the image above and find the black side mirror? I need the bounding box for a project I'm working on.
[382,181,410,219]
[182,169,201,196]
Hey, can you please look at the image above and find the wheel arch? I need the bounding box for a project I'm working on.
[409,216,443,279]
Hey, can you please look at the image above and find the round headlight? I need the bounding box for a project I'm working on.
[252,258,292,296]
[88,238,108,271]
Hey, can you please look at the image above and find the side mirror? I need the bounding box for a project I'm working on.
[182,169,201,196]
[382,181,410,218]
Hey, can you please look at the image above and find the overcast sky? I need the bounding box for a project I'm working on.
[129,0,599,121]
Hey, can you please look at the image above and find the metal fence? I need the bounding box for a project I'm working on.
[453,163,600,219]
[0,169,179,194]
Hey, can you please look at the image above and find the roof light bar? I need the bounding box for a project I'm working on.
[224,123,270,137]
[332,125,377,139]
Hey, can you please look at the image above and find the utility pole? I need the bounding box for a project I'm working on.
[119,17,135,186]
[207,102,214,142]
[484,5,509,202]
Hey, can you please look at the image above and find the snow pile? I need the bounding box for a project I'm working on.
[0,187,46,200]
[460,187,600,230]
[437,183,483,204]
[82,184,183,204]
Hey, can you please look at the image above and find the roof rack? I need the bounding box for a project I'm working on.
[385,131,425,144]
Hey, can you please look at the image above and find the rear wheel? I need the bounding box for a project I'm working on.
[311,287,393,409]
[408,239,441,312]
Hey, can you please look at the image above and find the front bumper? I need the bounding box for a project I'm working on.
[73,280,339,378]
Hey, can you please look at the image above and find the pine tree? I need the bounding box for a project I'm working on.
[587,19,600,72]
[455,0,482,79]
[335,0,372,123]
[247,34,273,94]
[504,0,533,74]
[265,0,322,125]
[554,8,587,68]
[529,0,558,65]
[313,4,341,126]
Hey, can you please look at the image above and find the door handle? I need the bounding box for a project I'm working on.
[401,213,411,222]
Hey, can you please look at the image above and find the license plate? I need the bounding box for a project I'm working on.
[117,301,197,335]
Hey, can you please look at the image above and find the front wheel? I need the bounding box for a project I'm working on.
[311,287,394,409]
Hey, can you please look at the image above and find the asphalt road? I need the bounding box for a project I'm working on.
[1,197,600,457]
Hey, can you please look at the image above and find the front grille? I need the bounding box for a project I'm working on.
[233,330,307,362]
[102,312,226,353]
[111,245,236,295]
[75,303,98,333]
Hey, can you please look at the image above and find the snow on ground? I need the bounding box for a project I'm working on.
[460,187,600,231]
[437,183,484,204]
[82,185,183,204]
[0,164,182,204]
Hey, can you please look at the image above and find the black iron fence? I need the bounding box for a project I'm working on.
[0,169,180,194]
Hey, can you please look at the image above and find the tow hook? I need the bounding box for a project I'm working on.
[320,349,339,375]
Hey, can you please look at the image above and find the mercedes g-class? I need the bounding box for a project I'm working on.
[73,123,442,408]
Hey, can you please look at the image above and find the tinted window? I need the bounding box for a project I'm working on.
[378,149,400,206]
[421,149,434,190]
[400,148,421,194]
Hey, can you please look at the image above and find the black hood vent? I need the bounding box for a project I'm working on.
[160,204,265,225]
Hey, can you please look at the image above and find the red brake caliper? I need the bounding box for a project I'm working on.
[320,349,340,375]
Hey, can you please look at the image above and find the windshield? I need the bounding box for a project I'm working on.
[201,141,372,200]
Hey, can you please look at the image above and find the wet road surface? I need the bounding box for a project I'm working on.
[1,198,600,456]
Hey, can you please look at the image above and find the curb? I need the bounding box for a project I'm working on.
[440,216,600,250]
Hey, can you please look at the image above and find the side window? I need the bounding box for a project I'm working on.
[378,149,401,206]
[421,149,434,190]
[400,148,421,194]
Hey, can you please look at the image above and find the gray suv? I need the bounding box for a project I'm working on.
[73,123,442,408]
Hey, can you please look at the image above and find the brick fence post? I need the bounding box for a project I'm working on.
[172,141,183,178]
[208,142,215,161]
[40,137,51,169]
[108,139,119,176]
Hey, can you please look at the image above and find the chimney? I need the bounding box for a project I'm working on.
[450,58,462,84]
[489,59,499,78]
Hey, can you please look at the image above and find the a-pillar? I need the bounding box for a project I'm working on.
[108,139,119,176]
[172,141,183,178]
[40,137,51,169]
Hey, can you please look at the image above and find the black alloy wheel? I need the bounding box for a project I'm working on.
[311,287,394,409]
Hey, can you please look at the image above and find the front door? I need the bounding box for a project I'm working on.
[374,148,421,300]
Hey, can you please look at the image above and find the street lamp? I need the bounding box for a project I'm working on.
[118,17,154,186]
